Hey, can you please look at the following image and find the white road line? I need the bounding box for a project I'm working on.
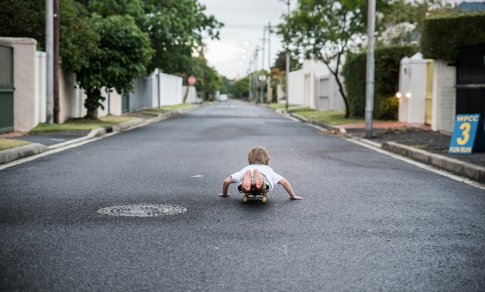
[0,132,116,171]
[347,137,485,191]
[281,112,485,191]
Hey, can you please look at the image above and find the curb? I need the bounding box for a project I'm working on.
[0,106,197,165]
[268,106,485,183]
[0,143,48,164]
[288,112,347,135]
[382,141,485,183]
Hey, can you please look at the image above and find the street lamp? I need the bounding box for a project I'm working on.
[280,0,290,112]
[365,0,376,138]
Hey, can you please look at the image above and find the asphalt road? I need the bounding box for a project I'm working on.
[1,101,484,291]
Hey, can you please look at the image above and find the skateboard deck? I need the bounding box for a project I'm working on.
[242,191,268,204]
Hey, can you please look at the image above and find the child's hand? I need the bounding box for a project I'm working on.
[218,193,230,197]
[290,195,304,200]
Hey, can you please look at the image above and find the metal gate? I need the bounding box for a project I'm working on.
[0,44,14,133]
[456,43,485,116]
[456,43,485,151]
[122,94,129,113]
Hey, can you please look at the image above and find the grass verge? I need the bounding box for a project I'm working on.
[288,108,363,125]
[136,104,196,116]
[0,138,30,151]
[30,115,136,133]
[267,103,299,110]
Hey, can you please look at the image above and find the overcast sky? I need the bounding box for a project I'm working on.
[199,0,298,79]
[199,0,477,79]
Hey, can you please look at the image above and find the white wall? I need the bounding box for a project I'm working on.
[398,53,428,124]
[1,38,38,132]
[315,73,346,112]
[432,60,456,132]
[397,54,455,132]
[288,70,304,105]
[159,72,183,105]
[182,86,199,103]
[35,51,46,123]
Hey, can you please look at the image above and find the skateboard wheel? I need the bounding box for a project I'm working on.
[262,194,267,204]
[242,194,248,203]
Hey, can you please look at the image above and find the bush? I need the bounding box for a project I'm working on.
[421,12,485,60]
[342,45,417,119]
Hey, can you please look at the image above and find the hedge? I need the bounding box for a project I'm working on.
[421,12,485,60]
[342,45,417,119]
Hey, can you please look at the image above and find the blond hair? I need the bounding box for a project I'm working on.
[248,146,270,165]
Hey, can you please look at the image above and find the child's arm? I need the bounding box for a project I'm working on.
[278,178,304,200]
[218,176,233,197]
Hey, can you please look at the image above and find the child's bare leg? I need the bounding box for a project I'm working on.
[253,169,265,191]
[241,170,252,192]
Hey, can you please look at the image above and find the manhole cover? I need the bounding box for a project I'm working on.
[97,204,187,217]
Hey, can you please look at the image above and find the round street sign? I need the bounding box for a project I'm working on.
[188,75,196,86]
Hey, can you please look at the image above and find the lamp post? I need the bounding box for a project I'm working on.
[46,0,54,124]
[365,0,376,138]
[279,0,290,112]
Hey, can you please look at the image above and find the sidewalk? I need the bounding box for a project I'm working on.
[276,108,485,184]
[0,105,197,165]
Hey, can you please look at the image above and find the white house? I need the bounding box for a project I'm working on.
[287,60,346,112]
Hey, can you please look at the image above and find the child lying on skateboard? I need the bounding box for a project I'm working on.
[218,146,304,202]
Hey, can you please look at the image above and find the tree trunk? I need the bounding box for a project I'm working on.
[84,88,101,120]
[86,108,98,120]
[182,86,189,104]
[322,62,350,118]
[333,74,350,118]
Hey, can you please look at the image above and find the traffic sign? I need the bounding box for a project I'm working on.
[188,75,196,86]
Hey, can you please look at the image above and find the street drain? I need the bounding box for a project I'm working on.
[97,204,187,217]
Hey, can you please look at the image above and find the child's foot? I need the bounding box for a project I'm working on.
[241,170,252,192]
[253,169,265,190]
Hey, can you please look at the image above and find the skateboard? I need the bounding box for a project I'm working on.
[242,190,268,204]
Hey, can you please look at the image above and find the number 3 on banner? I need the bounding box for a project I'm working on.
[457,122,471,145]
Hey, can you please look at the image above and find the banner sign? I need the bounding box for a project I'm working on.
[449,114,481,154]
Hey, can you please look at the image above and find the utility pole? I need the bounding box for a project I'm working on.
[248,59,252,100]
[53,0,60,123]
[266,22,272,104]
[254,46,259,102]
[280,0,291,111]
[46,0,54,124]
[260,29,266,103]
[365,0,376,138]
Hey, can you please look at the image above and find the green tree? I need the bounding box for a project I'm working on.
[273,50,300,72]
[381,0,455,45]
[0,0,97,72]
[76,15,153,118]
[279,0,388,118]
[142,0,223,74]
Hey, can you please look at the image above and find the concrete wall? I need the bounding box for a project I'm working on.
[128,77,150,112]
[288,70,304,105]
[182,86,199,103]
[431,60,456,133]
[159,72,183,105]
[398,53,428,124]
[35,52,46,124]
[1,38,38,132]
[398,53,456,133]
[315,73,345,112]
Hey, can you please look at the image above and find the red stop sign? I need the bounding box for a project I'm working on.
[188,75,196,86]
